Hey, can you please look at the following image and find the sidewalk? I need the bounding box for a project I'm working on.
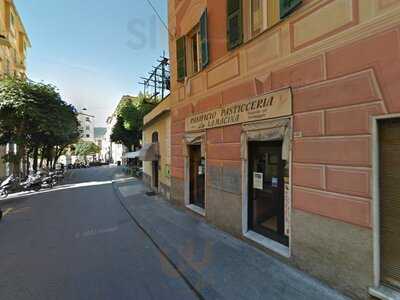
[113,179,348,300]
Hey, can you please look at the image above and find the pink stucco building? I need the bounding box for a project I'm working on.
[163,1,400,298]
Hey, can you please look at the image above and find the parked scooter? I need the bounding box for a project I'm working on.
[0,175,20,198]
[39,170,56,189]
[53,169,64,183]
[20,173,42,192]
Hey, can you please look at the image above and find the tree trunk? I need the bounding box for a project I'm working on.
[53,145,64,169]
[14,143,25,177]
[33,147,39,172]
[39,147,46,168]
[26,151,30,175]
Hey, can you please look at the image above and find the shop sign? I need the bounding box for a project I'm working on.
[186,88,292,132]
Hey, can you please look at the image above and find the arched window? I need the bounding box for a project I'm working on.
[152,132,159,143]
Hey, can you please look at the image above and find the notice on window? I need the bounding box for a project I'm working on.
[272,177,278,188]
[253,172,263,190]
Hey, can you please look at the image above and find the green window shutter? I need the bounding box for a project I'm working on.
[200,9,209,69]
[280,0,302,19]
[227,0,243,50]
[176,36,186,82]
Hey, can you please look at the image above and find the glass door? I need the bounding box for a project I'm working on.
[189,145,205,209]
[248,141,289,246]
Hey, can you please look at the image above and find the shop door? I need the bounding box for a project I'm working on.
[379,118,400,291]
[152,161,159,190]
[189,145,205,209]
[248,141,288,246]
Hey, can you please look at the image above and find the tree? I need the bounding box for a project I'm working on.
[0,77,80,174]
[74,141,100,162]
[0,77,44,174]
[110,116,137,150]
[111,93,157,150]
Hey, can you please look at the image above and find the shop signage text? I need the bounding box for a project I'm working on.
[185,88,292,131]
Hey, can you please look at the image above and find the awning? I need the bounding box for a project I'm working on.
[138,143,159,161]
[123,151,140,159]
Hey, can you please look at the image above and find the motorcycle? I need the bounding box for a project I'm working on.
[20,173,42,192]
[0,175,20,198]
[55,169,65,182]
[40,171,56,189]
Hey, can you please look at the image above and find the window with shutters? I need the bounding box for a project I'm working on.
[175,9,209,82]
[187,26,202,76]
[176,36,186,82]
[227,0,243,50]
[230,0,302,46]
[251,0,265,37]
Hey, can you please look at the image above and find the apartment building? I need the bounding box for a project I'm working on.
[77,112,95,142]
[102,96,135,164]
[0,0,30,178]
[168,1,400,299]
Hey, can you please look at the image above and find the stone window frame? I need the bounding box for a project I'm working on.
[183,131,207,216]
[240,117,293,258]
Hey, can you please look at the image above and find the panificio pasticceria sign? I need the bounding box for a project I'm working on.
[185,88,292,131]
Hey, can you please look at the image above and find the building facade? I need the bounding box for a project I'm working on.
[168,0,400,299]
[142,96,171,199]
[77,112,95,142]
[102,96,136,164]
[0,0,30,178]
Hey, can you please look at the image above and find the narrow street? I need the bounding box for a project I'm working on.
[0,166,198,300]
[0,166,347,300]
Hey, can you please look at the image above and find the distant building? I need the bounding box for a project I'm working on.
[102,95,136,164]
[0,0,31,178]
[77,112,95,142]
[94,127,106,148]
[94,127,106,161]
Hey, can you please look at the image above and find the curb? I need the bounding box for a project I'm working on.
[111,180,219,300]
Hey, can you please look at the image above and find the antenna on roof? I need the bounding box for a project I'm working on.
[138,52,170,104]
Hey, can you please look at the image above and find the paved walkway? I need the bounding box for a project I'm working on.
[0,167,198,300]
[114,179,348,300]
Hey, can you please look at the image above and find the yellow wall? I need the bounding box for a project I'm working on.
[0,0,30,178]
[0,0,30,78]
[143,97,172,191]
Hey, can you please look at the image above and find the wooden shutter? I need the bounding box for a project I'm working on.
[176,36,186,82]
[227,0,243,50]
[379,118,400,290]
[280,0,302,19]
[200,9,209,69]
[268,0,280,27]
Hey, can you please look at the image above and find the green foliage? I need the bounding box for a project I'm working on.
[111,93,158,149]
[0,76,80,172]
[74,141,101,157]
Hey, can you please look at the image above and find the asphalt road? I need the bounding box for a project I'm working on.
[0,166,198,300]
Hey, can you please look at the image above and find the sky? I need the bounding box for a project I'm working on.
[14,0,169,127]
